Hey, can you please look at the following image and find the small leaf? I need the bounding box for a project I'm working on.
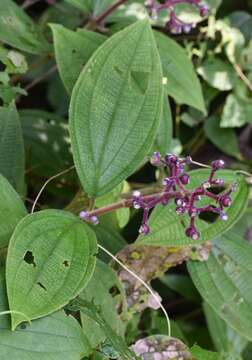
[0,268,91,359]
[70,20,163,197]
[6,209,97,330]
[221,94,252,128]
[137,170,249,247]
[230,11,252,42]
[0,175,27,248]
[154,31,205,113]
[204,116,241,159]
[79,260,127,349]
[50,24,106,93]
[188,231,252,341]
[0,104,25,193]
[0,0,50,54]
[197,58,237,91]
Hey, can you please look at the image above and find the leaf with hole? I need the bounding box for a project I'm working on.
[50,24,106,93]
[0,175,27,249]
[0,268,91,360]
[0,0,50,54]
[188,231,252,341]
[154,30,205,113]
[0,104,25,194]
[70,20,163,197]
[6,209,97,330]
[137,170,249,247]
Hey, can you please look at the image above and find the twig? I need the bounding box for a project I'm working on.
[87,191,185,217]
[89,0,128,27]
[98,244,171,337]
[31,165,75,213]
[234,63,252,93]
[25,64,57,91]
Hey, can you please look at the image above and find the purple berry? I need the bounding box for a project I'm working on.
[133,201,141,209]
[220,212,228,221]
[79,211,89,220]
[176,206,185,215]
[90,215,99,225]
[150,151,162,166]
[180,173,190,185]
[213,179,225,186]
[185,226,200,240]
[164,153,177,165]
[183,24,192,33]
[175,198,184,206]
[211,160,225,170]
[221,196,232,207]
[185,155,192,165]
[200,4,209,17]
[139,223,150,235]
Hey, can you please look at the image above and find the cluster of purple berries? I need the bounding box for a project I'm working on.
[79,152,236,241]
[134,152,236,240]
[145,0,209,34]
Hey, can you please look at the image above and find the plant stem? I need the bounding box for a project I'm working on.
[89,0,128,27]
[87,190,185,217]
[234,63,252,93]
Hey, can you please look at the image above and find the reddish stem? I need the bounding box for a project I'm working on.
[93,0,128,25]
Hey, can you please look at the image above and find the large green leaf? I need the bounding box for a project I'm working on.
[204,116,241,159]
[0,268,91,360]
[154,31,205,113]
[0,175,27,248]
[51,25,106,93]
[70,20,163,197]
[0,104,25,193]
[20,109,72,177]
[79,260,126,348]
[188,232,252,341]
[137,170,249,247]
[0,0,50,54]
[203,302,247,358]
[6,209,97,330]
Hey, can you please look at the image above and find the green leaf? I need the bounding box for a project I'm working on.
[154,31,205,113]
[0,0,50,54]
[230,11,252,42]
[221,94,252,128]
[188,232,252,341]
[73,298,136,360]
[190,345,221,360]
[0,104,25,193]
[0,268,91,360]
[204,116,241,159]
[20,109,72,177]
[0,175,27,248]
[137,170,249,247]
[203,302,248,357]
[50,24,106,93]
[70,20,163,197]
[197,58,237,91]
[65,0,114,17]
[6,209,97,330]
[156,95,173,154]
[79,260,126,349]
